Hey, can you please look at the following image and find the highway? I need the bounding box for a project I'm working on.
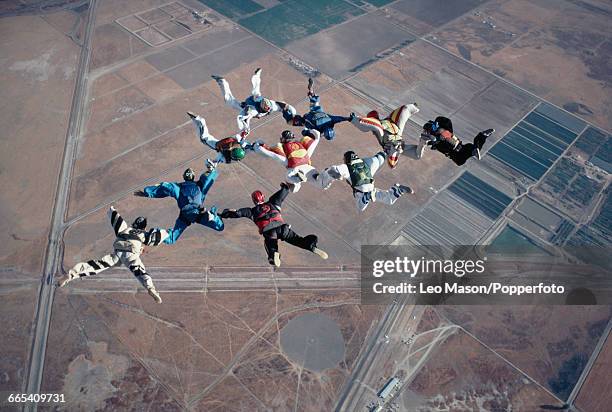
[23,1,98,410]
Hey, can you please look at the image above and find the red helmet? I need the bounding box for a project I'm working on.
[366,110,380,119]
[251,190,265,205]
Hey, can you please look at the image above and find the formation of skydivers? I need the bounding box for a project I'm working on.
[57,69,495,303]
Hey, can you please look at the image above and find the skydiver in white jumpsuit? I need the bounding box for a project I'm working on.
[211,68,295,134]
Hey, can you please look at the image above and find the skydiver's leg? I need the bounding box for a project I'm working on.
[309,95,322,112]
[416,132,431,159]
[263,230,280,266]
[386,103,419,136]
[351,116,384,139]
[305,134,320,158]
[355,192,372,212]
[120,252,161,303]
[372,187,402,205]
[285,172,303,192]
[449,129,494,166]
[164,217,190,245]
[363,152,386,177]
[303,167,331,190]
[387,147,400,168]
[251,68,262,97]
[188,113,219,150]
[279,224,328,259]
[58,253,120,286]
[196,207,224,232]
[212,77,243,111]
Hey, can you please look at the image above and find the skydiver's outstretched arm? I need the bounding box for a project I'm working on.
[108,206,128,236]
[303,129,320,158]
[268,184,290,208]
[220,207,253,220]
[350,115,384,139]
[237,106,259,133]
[324,163,350,182]
[363,152,386,177]
[254,142,288,166]
[198,169,218,196]
[142,182,181,200]
[143,228,170,246]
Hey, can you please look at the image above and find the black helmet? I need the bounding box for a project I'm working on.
[280,130,294,142]
[183,168,195,181]
[344,150,359,164]
[132,216,147,230]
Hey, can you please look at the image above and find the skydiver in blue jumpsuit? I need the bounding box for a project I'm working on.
[282,77,353,141]
[134,161,224,244]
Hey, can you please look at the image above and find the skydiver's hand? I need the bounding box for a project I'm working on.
[423,120,436,134]
[206,158,217,172]
[219,208,233,219]
[349,112,356,122]
[240,129,250,139]
[134,190,147,197]
[109,205,116,211]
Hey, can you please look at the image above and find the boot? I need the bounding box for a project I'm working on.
[313,247,328,260]
[270,252,281,268]
[147,287,162,304]
[393,184,414,196]
[56,270,77,288]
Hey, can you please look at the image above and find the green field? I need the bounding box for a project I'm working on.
[238,0,365,47]
[198,0,264,19]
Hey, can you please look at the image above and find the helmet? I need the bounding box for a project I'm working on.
[366,110,380,119]
[280,130,294,142]
[260,98,272,113]
[132,216,147,230]
[344,150,359,164]
[183,168,195,181]
[251,190,265,205]
[231,147,246,161]
[323,127,335,140]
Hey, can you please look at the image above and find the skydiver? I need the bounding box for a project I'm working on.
[187,111,252,165]
[349,103,420,168]
[211,68,295,134]
[416,116,495,166]
[322,151,414,212]
[281,77,353,141]
[253,129,327,192]
[133,161,224,244]
[56,206,167,303]
[220,182,328,267]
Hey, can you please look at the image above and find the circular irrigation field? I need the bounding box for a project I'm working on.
[280,313,346,372]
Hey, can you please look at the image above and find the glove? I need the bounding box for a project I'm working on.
[219,208,233,219]
[206,159,217,172]
[109,205,116,211]
[240,129,250,139]
[349,112,356,122]
[423,120,436,134]
[134,190,147,197]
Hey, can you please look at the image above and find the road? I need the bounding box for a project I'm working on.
[567,318,611,409]
[23,1,97,410]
